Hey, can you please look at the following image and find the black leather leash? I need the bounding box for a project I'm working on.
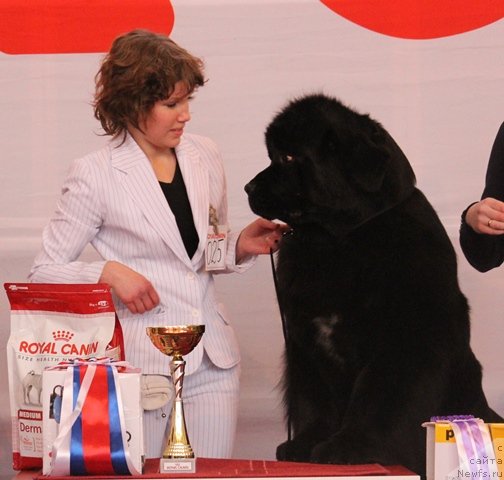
[269,243,292,443]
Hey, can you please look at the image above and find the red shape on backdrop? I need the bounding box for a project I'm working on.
[320,0,504,39]
[0,0,174,54]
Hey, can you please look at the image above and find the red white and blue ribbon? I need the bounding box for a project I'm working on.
[48,358,141,476]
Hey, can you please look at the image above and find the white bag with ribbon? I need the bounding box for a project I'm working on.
[42,358,143,476]
[424,415,504,480]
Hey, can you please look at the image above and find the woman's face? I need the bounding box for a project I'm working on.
[130,81,193,155]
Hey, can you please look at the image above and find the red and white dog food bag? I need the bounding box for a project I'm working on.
[4,283,124,471]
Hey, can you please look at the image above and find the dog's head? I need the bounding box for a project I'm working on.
[245,94,416,235]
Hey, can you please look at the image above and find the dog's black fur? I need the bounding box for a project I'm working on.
[245,94,502,477]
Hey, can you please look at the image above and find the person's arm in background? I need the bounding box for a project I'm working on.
[460,122,504,272]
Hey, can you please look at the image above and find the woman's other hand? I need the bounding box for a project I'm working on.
[100,261,160,313]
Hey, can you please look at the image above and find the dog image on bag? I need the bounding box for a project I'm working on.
[245,93,502,477]
[22,370,43,406]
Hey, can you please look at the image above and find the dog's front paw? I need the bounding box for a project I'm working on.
[310,439,346,464]
[310,435,380,465]
[276,439,312,463]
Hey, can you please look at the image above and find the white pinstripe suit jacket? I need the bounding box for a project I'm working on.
[29,132,254,375]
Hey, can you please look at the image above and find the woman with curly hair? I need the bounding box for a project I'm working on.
[29,29,285,459]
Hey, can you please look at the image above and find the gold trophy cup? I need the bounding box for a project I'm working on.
[146,325,205,473]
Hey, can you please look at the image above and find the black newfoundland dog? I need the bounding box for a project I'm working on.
[245,94,502,476]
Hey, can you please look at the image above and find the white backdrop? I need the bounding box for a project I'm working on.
[1,1,504,476]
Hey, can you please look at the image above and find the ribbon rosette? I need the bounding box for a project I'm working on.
[48,358,141,476]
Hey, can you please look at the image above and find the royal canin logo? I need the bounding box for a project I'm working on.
[19,330,98,356]
[52,330,74,342]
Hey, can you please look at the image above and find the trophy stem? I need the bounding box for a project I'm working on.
[162,357,194,459]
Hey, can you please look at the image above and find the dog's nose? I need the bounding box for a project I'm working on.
[244,182,255,194]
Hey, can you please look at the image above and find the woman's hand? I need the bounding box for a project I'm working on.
[100,261,160,314]
[465,197,504,235]
[236,217,290,263]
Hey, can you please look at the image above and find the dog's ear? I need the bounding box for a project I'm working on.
[349,129,389,193]
[324,126,389,193]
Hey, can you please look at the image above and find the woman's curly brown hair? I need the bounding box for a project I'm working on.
[94,29,205,141]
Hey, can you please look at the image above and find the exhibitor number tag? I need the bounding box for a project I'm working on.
[205,225,227,271]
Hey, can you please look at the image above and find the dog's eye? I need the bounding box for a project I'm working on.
[281,154,295,164]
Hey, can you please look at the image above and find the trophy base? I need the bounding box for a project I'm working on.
[160,457,196,473]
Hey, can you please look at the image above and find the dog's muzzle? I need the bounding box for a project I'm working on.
[244,182,255,195]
